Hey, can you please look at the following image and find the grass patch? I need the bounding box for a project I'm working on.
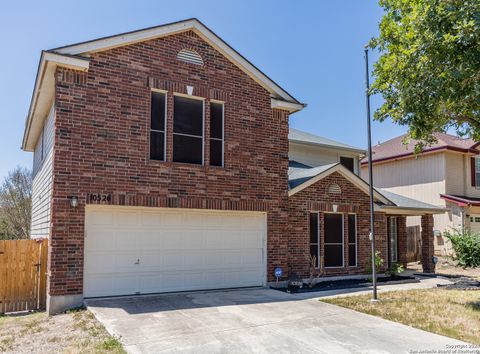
[322,288,480,345]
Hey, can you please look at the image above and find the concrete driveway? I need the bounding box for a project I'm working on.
[86,288,465,354]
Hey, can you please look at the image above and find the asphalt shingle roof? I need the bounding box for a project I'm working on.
[288,161,338,190]
[376,189,441,210]
[363,132,477,163]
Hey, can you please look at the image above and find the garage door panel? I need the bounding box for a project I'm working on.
[115,211,140,226]
[85,208,266,297]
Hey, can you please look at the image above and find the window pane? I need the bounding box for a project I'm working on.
[174,96,203,136]
[150,131,164,161]
[210,139,223,166]
[210,102,223,139]
[340,156,354,172]
[324,214,343,243]
[348,214,356,243]
[324,245,343,267]
[389,217,398,262]
[151,92,166,131]
[348,244,356,266]
[310,245,319,267]
[173,134,202,164]
[310,213,319,244]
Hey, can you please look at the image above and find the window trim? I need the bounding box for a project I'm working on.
[323,212,344,268]
[149,89,167,161]
[209,99,224,167]
[389,216,398,263]
[172,93,205,165]
[348,213,357,267]
[475,157,480,188]
[309,212,320,268]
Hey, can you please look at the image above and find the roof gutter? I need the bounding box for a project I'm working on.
[22,52,90,151]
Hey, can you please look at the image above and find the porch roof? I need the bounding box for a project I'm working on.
[376,189,446,215]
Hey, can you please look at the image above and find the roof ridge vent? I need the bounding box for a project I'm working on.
[177,48,204,66]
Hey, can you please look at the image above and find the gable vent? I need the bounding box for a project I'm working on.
[177,49,204,66]
[327,183,342,195]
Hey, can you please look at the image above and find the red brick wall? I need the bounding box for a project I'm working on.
[49,30,290,296]
[421,214,436,273]
[288,171,388,278]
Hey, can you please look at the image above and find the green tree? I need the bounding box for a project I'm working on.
[370,0,480,149]
[0,167,32,239]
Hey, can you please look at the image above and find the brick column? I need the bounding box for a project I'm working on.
[397,216,408,266]
[421,214,435,273]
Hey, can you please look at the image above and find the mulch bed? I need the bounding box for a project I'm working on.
[437,277,480,290]
[272,275,419,294]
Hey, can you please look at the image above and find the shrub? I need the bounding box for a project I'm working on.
[444,229,480,268]
[386,263,405,278]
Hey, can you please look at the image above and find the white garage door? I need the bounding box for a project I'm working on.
[84,206,266,298]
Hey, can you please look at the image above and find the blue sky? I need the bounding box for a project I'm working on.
[0,0,407,180]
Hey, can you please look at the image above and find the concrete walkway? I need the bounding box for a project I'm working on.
[87,281,465,354]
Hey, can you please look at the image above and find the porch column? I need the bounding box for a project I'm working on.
[421,214,435,273]
[396,216,408,266]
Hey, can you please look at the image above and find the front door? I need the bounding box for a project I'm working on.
[324,213,344,268]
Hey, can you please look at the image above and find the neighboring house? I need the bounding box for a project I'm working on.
[361,133,480,255]
[23,18,442,314]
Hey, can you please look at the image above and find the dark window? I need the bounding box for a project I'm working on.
[210,102,223,166]
[150,91,166,161]
[389,217,398,263]
[348,214,357,266]
[340,156,354,172]
[309,213,319,267]
[173,96,203,164]
[324,214,343,267]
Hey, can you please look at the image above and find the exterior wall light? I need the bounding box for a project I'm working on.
[70,196,79,208]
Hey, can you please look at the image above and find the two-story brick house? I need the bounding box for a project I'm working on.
[23,19,443,314]
[361,133,480,255]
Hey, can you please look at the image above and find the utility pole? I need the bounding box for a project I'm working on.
[364,47,378,301]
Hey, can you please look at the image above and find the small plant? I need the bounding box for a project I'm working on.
[366,251,384,275]
[307,254,324,288]
[445,229,480,268]
[386,263,405,278]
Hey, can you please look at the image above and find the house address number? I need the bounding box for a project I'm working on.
[89,194,112,202]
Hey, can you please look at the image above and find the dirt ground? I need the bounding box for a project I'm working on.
[408,256,480,280]
[0,308,125,354]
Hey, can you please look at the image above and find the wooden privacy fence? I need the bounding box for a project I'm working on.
[406,226,421,263]
[0,239,48,313]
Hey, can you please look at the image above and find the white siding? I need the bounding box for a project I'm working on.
[31,105,54,239]
[289,142,361,174]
